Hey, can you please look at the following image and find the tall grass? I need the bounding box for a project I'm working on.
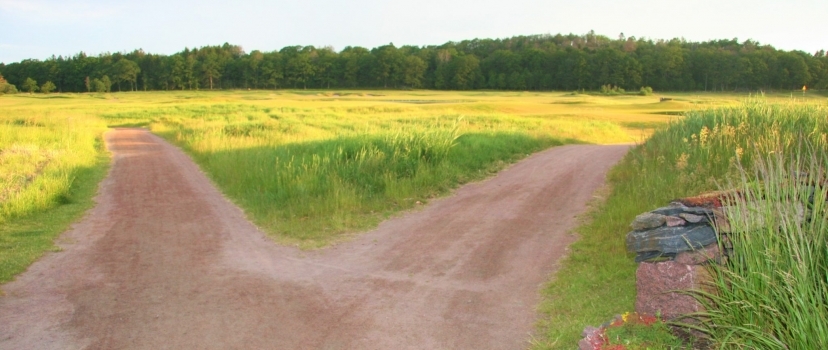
[534,100,828,349]
[0,109,109,283]
[1,90,666,282]
[0,113,106,222]
[114,104,597,246]
[692,143,828,349]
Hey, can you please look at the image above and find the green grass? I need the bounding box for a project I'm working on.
[3,91,825,348]
[0,111,109,284]
[123,102,607,247]
[692,138,828,348]
[0,90,658,279]
[533,99,828,349]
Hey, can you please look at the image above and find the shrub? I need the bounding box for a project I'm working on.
[0,74,18,95]
[639,86,653,96]
[599,84,626,95]
[41,81,56,94]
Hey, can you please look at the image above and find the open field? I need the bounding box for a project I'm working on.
[1,89,826,347]
[1,89,710,249]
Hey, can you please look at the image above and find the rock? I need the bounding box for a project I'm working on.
[653,205,713,217]
[626,225,717,255]
[674,243,722,265]
[665,216,686,227]
[578,326,604,350]
[635,260,710,320]
[631,212,666,231]
[634,251,676,263]
[679,213,705,223]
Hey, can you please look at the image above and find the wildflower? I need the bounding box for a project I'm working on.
[675,153,689,171]
[699,126,710,146]
[735,147,743,159]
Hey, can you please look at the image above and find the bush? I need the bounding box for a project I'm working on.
[599,84,626,95]
[0,74,17,95]
[40,81,56,94]
[639,86,653,96]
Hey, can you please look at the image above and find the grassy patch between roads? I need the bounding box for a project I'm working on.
[534,99,828,349]
[133,101,613,247]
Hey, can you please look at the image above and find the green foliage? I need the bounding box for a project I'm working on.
[534,100,828,349]
[101,75,112,92]
[604,318,685,349]
[40,81,56,94]
[2,34,828,92]
[639,86,653,96]
[91,78,106,93]
[22,77,38,93]
[692,145,828,349]
[0,74,17,95]
[599,84,626,95]
[112,59,141,91]
[0,110,110,283]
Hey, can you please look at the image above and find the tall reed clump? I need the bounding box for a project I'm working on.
[535,99,828,349]
[691,143,828,349]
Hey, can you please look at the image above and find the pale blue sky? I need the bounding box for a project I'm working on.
[1,0,825,63]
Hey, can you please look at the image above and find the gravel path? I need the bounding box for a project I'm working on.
[0,128,629,349]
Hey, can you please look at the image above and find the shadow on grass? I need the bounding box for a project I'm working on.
[0,152,110,285]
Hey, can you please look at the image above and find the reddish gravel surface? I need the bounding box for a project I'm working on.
[0,128,629,349]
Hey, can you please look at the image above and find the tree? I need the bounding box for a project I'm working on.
[22,77,38,93]
[40,81,56,93]
[92,78,107,92]
[112,59,141,91]
[400,56,427,88]
[85,76,91,92]
[283,46,315,89]
[259,51,284,89]
[101,75,112,92]
[200,53,221,89]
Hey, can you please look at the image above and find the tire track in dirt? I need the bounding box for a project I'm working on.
[0,128,629,349]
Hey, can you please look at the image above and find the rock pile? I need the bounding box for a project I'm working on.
[626,191,733,320]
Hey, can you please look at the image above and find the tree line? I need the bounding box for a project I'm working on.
[1,31,827,93]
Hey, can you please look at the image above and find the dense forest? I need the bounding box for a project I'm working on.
[1,31,827,93]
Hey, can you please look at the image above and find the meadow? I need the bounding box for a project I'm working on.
[1,89,826,348]
[1,89,679,281]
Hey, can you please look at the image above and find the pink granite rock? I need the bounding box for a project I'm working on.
[665,216,687,227]
[635,260,708,320]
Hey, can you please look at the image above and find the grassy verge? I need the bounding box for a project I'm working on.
[533,100,828,349]
[0,112,110,284]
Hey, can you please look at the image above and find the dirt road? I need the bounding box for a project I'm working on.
[0,128,629,349]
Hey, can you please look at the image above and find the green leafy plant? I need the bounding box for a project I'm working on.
[603,313,685,350]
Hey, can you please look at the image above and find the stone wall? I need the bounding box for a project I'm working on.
[626,192,732,320]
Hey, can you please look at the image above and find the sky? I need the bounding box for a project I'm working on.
[1,0,826,64]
